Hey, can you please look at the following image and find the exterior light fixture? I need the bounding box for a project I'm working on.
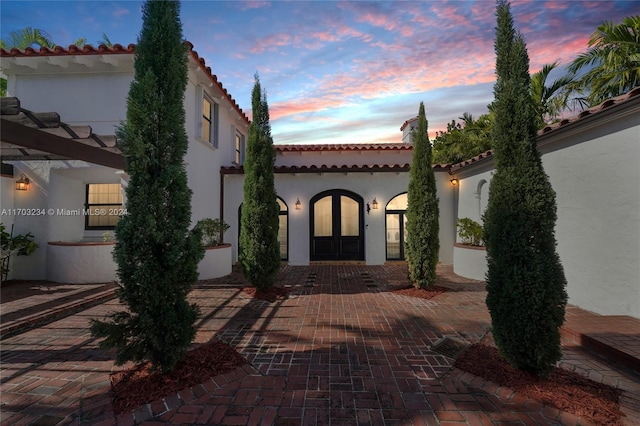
[295,198,301,210]
[450,178,458,186]
[15,174,30,191]
[371,198,378,210]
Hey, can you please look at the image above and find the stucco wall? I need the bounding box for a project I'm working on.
[224,169,455,266]
[455,100,640,318]
[540,109,640,318]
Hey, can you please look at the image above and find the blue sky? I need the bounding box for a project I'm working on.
[1,1,637,144]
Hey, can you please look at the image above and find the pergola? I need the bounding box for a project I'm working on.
[0,97,124,170]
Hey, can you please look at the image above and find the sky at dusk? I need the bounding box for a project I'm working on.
[1,1,637,145]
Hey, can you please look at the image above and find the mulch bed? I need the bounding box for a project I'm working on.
[110,338,247,415]
[241,285,289,302]
[455,342,624,425]
[391,284,449,299]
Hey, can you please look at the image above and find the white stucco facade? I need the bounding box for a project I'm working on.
[452,92,640,318]
[1,46,249,283]
[2,44,639,319]
[223,164,455,266]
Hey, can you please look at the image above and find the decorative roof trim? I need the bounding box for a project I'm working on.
[1,41,250,125]
[222,163,450,175]
[275,143,412,152]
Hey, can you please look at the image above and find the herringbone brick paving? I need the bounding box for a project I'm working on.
[1,264,639,425]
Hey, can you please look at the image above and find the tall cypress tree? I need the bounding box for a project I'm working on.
[484,0,567,378]
[405,102,439,289]
[239,74,280,290]
[91,0,203,374]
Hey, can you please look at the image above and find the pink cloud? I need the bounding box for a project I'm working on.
[250,33,297,54]
[544,1,570,10]
[237,1,270,11]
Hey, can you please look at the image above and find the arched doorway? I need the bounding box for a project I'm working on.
[386,192,408,260]
[310,190,364,261]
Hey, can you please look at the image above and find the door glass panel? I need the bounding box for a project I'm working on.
[386,214,401,259]
[403,214,408,245]
[340,196,359,237]
[278,214,287,259]
[314,196,332,236]
[277,198,287,211]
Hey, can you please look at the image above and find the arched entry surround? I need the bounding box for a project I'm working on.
[309,189,365,261]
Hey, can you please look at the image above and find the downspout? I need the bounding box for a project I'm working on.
[220,169,225,244]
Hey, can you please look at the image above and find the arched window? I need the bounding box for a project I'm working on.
[386,193,408,260]
[477,179,488,218]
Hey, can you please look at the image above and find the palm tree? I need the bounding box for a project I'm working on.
[98,33,114,47]
[567,16,640,106]
[530,62,579,127]
[1,27,54,49]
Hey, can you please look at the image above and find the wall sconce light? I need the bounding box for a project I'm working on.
[295,198,301,210]
[366,198,379,215]
[15,174,30,191]
[450,178,458,186]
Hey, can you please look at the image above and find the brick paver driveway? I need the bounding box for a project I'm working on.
[1,264,638,425]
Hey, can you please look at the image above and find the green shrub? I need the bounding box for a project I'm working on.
[405,102,439,289]
[196,218,229,247]
[239,74,280,291]
[1,223,39,281]
[90,0,203,374]
[483,0,567,378]
[456,218,483,246]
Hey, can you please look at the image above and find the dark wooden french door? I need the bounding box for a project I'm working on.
[310,190,364,261]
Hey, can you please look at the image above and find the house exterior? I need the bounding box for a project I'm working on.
[1,43,249,281]
[222,143,455,266]
[451,88,640,318]
[1,43,638,318]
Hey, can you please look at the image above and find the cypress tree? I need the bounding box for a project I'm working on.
[91,0,203,374]
[239,74,280,290]
[405,102,439,288]
[483,0,568,378]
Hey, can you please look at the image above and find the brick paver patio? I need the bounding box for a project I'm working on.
[1,264,639,425]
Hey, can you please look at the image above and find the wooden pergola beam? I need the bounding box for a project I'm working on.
[0,118,125,170]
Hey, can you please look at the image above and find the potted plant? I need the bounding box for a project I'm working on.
[456,218,483,246]
[1,223,39,282]
[195,218,232,279]
[195,218,230,247]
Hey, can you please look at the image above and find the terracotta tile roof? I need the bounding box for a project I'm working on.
[222,163,411,174]
[0,43,136,56]
[400,116,418,131]
[275,143,412,152]
[450,86,640,173]
[222,162,451,174]
[1,42,250,125]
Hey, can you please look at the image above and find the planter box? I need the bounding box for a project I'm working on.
[198,243,232,280]
[453,243,487,281]
[47,241,117,283]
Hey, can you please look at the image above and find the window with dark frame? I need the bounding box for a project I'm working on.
[85,183,123,230]
[235,132,245,164]
[201,95,219,148]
